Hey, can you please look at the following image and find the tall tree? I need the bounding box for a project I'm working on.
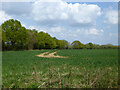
[27,29,38,50]
[1,19,118,50]
[1,19,29,50]
[56,40,68,49]
[71,40,84,49]
[37,32,56,49]
[86,42,94,49]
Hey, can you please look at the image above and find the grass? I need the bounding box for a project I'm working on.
[2,49,118,88]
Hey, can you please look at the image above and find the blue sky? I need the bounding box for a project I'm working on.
[0,0,118,45]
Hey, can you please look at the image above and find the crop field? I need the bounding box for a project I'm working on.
[2,49,118,88]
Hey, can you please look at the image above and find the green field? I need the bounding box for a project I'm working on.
[2,49,118,88]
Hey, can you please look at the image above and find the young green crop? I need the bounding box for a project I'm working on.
[2,49,118,88]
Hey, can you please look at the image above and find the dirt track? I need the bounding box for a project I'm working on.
[36,51,68,58]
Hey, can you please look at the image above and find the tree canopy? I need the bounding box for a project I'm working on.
[1,19,118,51]
[71,40,84,49]
[2,19,29,50]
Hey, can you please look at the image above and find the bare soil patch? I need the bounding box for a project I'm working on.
[36,51,68,58]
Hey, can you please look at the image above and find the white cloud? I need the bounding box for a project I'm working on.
[47,26,65,38]
[1,0,102,27]
[28,26,36,29]
[85,28,104,35]
[73,34,78,37]
[0,10,12,24]
[1,0,119,2]
[22,23,27,28]
[1,1,117,45]
[75,28,104,35]
[2,2,32,17]
[109,32,118,37]
[1,0,62,2]
[50,27,63,33]
[26,25,47,32]
[104,10,118,24]
[27,25,44,32]
[39,29,46,33]
[31,0,101,26]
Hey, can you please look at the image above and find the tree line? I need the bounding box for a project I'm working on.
[1,19,118,51]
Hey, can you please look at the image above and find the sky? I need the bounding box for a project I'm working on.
[0,0,118,45]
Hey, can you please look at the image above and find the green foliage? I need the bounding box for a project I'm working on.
[85,42,94,49]
[37,32,56,49]
[56,40,68,49]
[71,40,84,49]
[27,29,38,50]
[1,19,58,50]
[1,19,29,50]
[1,19,118,50]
